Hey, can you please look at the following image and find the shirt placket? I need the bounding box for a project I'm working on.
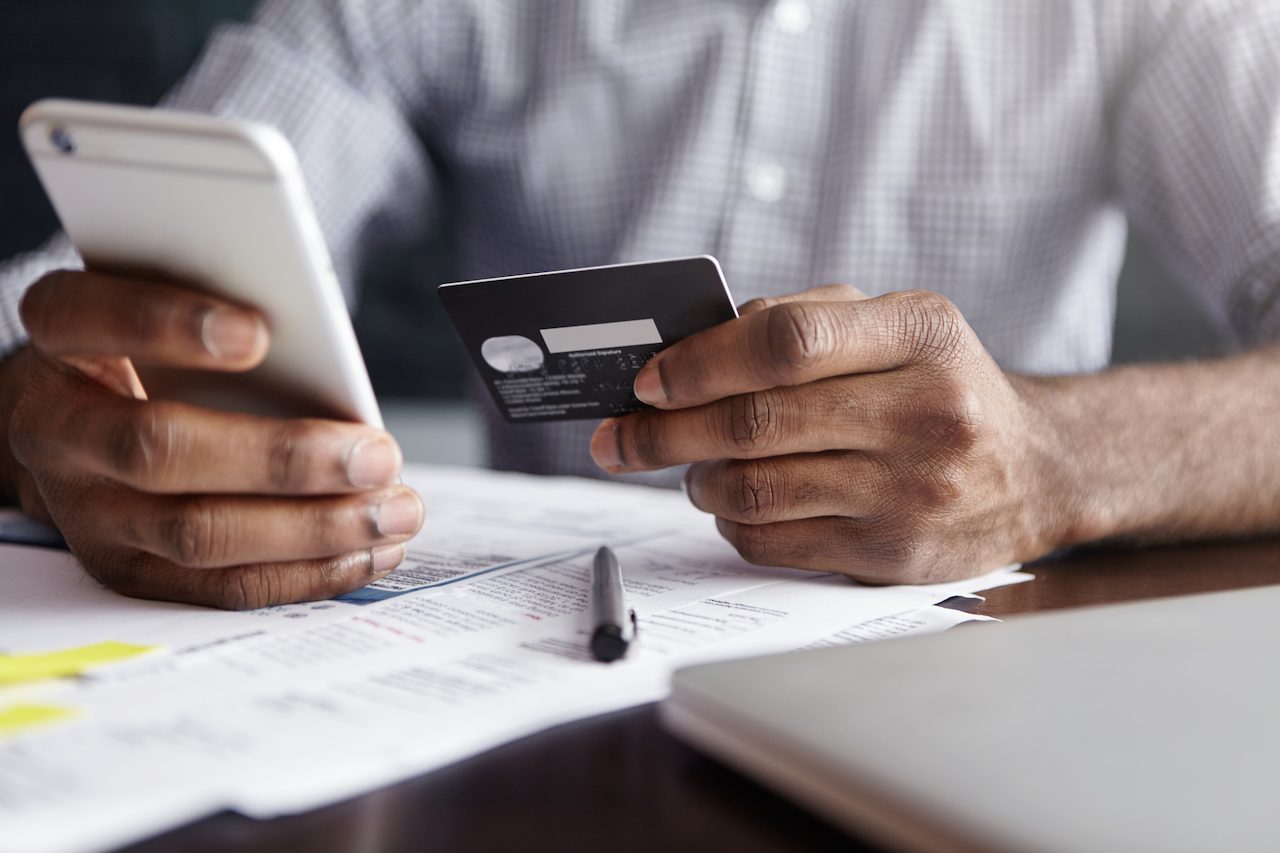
[717,0,836,302]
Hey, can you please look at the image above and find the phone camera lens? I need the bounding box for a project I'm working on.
[49,127,75,155]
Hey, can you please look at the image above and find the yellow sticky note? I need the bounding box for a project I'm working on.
[0,641,157,687]
[0,703,77,738]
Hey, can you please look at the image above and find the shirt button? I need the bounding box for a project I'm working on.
[747,162,788,203]
[771,0,812,34]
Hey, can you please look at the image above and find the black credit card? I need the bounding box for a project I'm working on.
[438,256,738,423]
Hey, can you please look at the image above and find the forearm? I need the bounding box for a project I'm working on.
[1020,343,1280,549]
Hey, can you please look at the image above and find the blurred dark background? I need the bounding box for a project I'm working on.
[0,0,467,400]
[0,0,1228,395]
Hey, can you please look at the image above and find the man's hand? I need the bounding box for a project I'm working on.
[589,285,1061,584]
[1,269,424,609]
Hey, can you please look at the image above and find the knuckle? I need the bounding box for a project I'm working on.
[763,302,834,382]
[128,297,166,343]
[108,406,173,484]
[137,296,200,350]
[731,460,784,523]
[726,390,785,455]
[317,552,359,592]
[128,290,190,348]
[910,381,985,453]
[895,291,968,365]
[265,422,317,492]
[905,464,966,514]
[157,499,223,567]
[219,573,265,611]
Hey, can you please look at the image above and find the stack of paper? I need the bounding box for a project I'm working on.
[0,464,1027,853]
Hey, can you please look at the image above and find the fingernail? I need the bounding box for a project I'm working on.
[371,543,406,576]
[634,361,667,405]
[590,419,622,470]
[376,490,423,537]
[202,308,264,359]
[347,436,402,488]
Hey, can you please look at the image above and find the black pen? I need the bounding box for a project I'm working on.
[590,546,637,662]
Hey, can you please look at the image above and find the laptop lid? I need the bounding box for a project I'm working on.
[662,584,1280,853]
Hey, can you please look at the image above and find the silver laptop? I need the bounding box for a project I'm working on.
[661,584,1280,853]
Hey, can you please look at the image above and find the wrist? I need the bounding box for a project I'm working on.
[1008,372,1116,553]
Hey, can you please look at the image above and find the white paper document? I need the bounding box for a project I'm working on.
[0,464,1027,853]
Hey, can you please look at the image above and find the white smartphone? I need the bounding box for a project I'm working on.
[19,98,382,427]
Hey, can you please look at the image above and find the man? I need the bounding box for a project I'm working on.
[2,0,1279,609]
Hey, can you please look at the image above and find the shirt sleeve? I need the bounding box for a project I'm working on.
[1109,0,1280,346]
[0,0,439,356]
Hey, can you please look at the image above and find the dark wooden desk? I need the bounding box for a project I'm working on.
[124,539,1280,853]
